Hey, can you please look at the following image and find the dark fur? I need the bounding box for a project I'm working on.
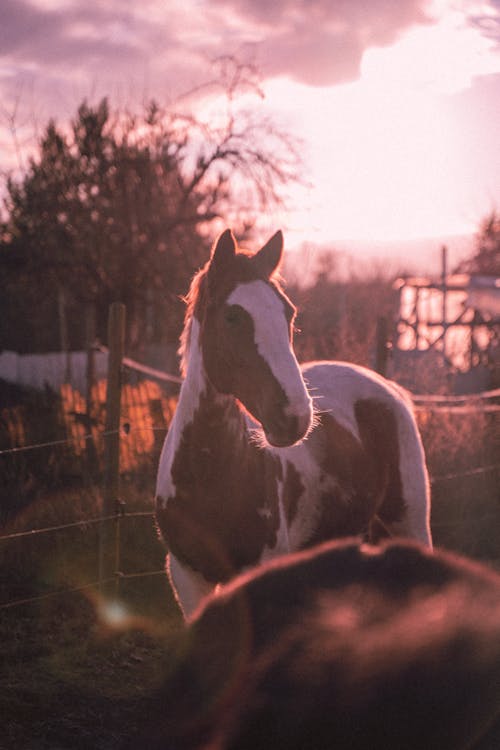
[125,540,500,750]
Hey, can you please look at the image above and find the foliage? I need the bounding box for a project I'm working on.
[286,251,398,367]
[418,408,499,560]
[457,209,500,276]
[0,66,301,354]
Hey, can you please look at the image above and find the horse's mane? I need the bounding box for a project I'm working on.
[179,263,209,377]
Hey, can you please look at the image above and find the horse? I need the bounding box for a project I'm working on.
[124,539,500,750]
[155,229,432,618]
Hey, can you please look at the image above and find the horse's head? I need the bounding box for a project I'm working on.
[195,229,313,447]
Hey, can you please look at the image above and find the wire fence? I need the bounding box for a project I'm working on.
[1,354,498,459]
[0,360,498,613]
[413,386,500,414]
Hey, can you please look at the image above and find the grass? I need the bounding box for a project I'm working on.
[1,598,179,749]
[0,406,498,748]
[0,477,184,749]
[418,407,500,563]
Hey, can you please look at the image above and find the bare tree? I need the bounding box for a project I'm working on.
[457,210,500,276]
[0,63,303,354]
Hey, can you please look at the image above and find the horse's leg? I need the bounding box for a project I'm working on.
[396,446,433,548]
[371,402,433,549]
[385,513,432,548]
[167,552,215,620]
[378,460,432,548]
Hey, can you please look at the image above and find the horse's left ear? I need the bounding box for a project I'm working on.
[211,229,237,268]
[253,230,284,278]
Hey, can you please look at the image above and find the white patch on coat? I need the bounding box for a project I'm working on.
[168,552,215,621]
[268,442,337,551]
[227,281,312,420]
[260,484,291,562]
[156,319,206,507]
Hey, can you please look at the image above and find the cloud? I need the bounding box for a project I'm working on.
[0,0,212,96]
[0,0,432,96]
[0,0,208,143]
[1,0,140,65]
[208,0,433,86]
[466,0,500,47]
[1,0,498,107]
[0,0,499,170]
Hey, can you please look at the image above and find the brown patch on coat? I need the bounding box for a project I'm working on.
[155,390,283,583]
[305,412,380,545]
[306,400,405,545]
[354,399,406,533]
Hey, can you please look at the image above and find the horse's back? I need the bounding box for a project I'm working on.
[300,361,431,546]
[301,360,412,427]
[300,359,422,463]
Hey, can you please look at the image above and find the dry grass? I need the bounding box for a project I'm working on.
[418,407,499,562]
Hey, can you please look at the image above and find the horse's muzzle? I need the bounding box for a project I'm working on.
[264,409,312,447]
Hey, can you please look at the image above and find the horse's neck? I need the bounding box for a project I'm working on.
[157,317,255,507]
[176,317,211,426]
[175,317,245,450]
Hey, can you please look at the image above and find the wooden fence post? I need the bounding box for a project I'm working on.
[441,244,448,361]
[99,302,126,596]
[85,304,98,481]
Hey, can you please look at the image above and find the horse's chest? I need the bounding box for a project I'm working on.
[277,450,337,550]
[156,425,283,582]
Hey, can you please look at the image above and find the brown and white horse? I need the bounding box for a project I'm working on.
[155,229,432,617]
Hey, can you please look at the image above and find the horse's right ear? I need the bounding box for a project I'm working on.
[253,230,283,278]
[210,229,236,268]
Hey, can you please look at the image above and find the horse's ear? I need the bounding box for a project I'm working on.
[210,229,236,268]
[253,230,284,278]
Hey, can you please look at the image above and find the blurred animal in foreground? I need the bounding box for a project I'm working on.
[155,229,431,617]
[127,539,500,750]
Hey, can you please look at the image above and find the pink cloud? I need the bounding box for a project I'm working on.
[209,0,432,85]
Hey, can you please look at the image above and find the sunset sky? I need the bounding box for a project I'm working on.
[1,0,500,265]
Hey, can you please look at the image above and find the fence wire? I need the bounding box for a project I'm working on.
[1,456,498,612]
[0,461,497,546]
[0,577,118,610]
[0,509,154,544]
[1,382,497,458]
[0,570,167,611]
[0,381,498,612]
[431,463,500,483]
[412,386,500,404]
[0,424,170,457]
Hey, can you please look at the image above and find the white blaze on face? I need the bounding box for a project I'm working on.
[227,281,312,420]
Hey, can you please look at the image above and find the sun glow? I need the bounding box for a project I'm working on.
[264,79,465,243]
[262,3,500,245]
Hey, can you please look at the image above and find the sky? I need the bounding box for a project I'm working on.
[1,0,500,268]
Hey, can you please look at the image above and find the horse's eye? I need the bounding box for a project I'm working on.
[224,306,240,325]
